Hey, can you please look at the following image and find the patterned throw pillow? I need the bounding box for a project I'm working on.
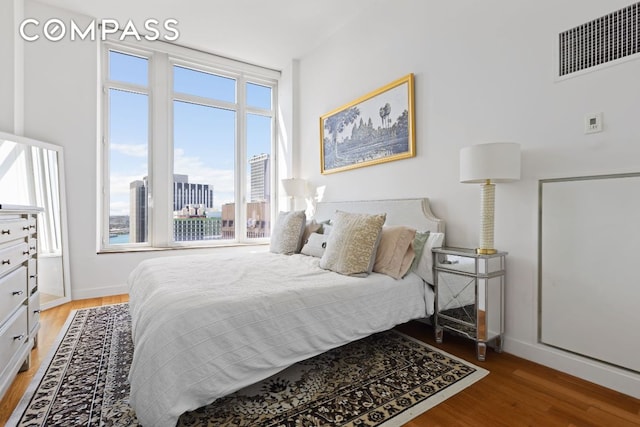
[270,210,306,254]
[319,211,386,276]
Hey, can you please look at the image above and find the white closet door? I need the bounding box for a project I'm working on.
[540,173,640,373]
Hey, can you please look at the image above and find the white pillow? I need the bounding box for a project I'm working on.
[413,232,444,284]
[300,232,327,258]
[270,210,306,254]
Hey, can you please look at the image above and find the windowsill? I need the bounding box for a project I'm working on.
[97,241,270,255]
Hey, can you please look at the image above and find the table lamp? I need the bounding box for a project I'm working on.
[281,178,307,211]
[460,142,521,254]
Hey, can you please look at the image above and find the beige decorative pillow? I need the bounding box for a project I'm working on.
[373,226,417,279]
[319,211,386,276]
[270,210,306,254]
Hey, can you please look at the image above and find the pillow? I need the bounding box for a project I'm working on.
[300,232,327,258]
[269,210,306,254]
[373,226,417,279]
[302,219,321,244]
[321,223,333,236]
[410,231,430,272]
[319,211,386,276]
[412,231,445,284]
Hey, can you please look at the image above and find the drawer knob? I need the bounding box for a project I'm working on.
[30,274,37,279]
[23,250,30,255]
[33,309,41,314]
[1,229,10,235]
[2,259,10,265]
[23,225,30,231]
[12,290,24,296]
[13,334,25,341]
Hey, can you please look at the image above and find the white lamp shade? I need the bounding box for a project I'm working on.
[460,142,521,183]
[281,178,307,198]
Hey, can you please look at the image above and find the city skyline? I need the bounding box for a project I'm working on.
[110,154,271,244]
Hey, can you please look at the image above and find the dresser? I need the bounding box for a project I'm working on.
[0,205,42,401]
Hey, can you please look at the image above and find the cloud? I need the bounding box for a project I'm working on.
[174,149,235,207]
[111,143,147,157]
[109,200,130,216]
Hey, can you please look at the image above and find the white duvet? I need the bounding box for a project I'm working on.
[127,251,434,427]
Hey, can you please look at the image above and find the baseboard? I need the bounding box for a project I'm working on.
[504,336,640,399]
[71,284,128,300]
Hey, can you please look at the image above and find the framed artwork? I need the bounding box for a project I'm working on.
[320,73,415,174]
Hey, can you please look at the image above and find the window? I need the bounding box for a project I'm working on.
[101,42,278,250]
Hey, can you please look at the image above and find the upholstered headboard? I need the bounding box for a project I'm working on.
[314,198,444,234]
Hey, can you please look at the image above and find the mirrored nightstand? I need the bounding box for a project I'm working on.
[432,247,506,361]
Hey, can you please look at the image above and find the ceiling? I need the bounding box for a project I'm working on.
[34,0,388,70]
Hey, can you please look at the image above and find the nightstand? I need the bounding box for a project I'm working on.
[432,247,506,361]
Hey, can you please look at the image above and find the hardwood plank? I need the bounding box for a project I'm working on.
[394,321,640,426]
[1,299,639,426]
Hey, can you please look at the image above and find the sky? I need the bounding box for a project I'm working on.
[108,50,272,216]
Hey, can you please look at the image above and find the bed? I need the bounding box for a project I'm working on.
[127,198,445,427]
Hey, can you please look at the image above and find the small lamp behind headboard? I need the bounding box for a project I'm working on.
[281,178,307,211]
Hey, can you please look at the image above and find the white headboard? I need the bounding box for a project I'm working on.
[314,198,445,234]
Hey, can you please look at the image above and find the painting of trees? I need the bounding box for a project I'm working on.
[320,74,415,174]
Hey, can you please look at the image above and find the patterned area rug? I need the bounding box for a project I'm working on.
[9,304,488,427]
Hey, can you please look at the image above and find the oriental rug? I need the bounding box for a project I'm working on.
[9,304,487,427]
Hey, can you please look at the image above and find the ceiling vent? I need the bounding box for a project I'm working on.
[559,2,639,77]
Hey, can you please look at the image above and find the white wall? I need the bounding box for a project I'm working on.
[0,0,23,134]
[296,0,640,397]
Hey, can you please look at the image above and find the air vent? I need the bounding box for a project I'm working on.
[559,2,639,76]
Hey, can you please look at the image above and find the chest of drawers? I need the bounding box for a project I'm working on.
[0,205,42,401]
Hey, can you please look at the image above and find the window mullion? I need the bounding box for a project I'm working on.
[100,46,111,249]
[236,76,247,242]
[172,93,236,111]
[150,52,171,247]
[104,80,148,95]
[270,86,278,233]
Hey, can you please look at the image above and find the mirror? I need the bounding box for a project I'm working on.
[0,131,71,310]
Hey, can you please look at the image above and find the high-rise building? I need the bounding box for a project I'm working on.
[128,175,215,243]
[249,153,270,202]
[221,201,270,239]
[129,179,147,243]
[173,174,214,211]
[173,217,221,241]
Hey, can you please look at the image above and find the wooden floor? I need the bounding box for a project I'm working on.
[1,296,639,426]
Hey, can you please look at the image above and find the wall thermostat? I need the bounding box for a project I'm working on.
[584,113,603,134]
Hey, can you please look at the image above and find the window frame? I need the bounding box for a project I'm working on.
[99,40,279,252]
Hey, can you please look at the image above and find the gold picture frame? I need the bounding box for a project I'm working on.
[320,73,415,174]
